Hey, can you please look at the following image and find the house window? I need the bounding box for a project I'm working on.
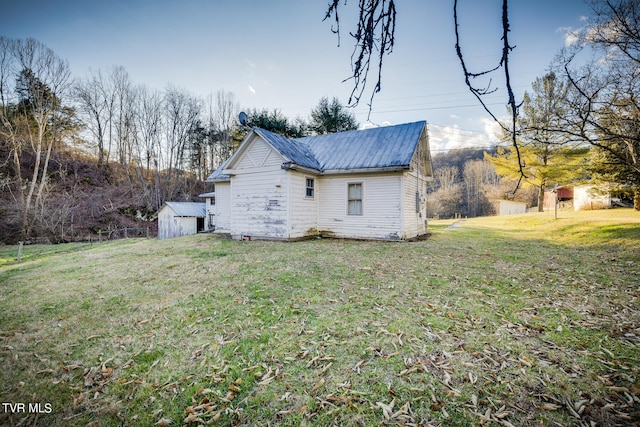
[209,196,215,205]
[347,182,363,215]
[306,178,315,198]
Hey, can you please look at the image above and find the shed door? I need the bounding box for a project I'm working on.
[197,217,204,232]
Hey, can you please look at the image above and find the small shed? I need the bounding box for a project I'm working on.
[157,202,206,240]
[499,200,528,216]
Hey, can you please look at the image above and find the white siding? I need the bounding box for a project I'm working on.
[499,200,528,215]
[231,167,289,239]
[158,206,198,240]
[288,172,319,239]
[574,185,611,211]
[214,182,231,233]
[402,171,428,239]
[236,138,283,170]
[204,198,214,231]
[317,173,403,240]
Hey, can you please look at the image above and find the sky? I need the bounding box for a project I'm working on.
[1,0,593,152]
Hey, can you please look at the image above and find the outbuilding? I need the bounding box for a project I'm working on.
[157,202,206,240]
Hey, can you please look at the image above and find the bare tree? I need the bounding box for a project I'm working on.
[0,36,24,202]
[325,1,525,181]
[429,166,463,218]
[111,66,136,167]
[0,38,72,236]
[557,0,640,209]
[463,159,498,217]
[74,69,112,168]
[205,90,239,168]
[162,85,201,202]
[135,85,163,177]
[324,0,396,111]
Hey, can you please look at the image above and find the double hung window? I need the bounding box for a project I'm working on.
[347,183,363,215]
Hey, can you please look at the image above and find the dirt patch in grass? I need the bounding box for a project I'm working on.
[1,210,638,426]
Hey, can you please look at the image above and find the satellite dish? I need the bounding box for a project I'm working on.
[239,111,248,126]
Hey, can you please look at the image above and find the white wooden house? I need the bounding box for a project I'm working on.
[157,202,206,240]
[201,121,433,241]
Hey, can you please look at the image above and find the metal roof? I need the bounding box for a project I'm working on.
[254,128,321,170]
[164,202,206,217]
[205,121,428,180]
[299,121,426,171]
[206,158,232,182]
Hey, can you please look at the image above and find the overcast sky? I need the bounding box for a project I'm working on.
[1,0,592,151]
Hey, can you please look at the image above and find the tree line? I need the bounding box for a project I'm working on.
[0,36,358,242]
[327,0,640,211]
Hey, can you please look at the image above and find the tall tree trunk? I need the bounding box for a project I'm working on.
[22,129,43,236]
[634,186,640,211]
[537,186,545,212]
[35,138,54,208]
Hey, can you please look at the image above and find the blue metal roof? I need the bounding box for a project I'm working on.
[206,121,427,180]
[299,121,426,171]
[254,128,321,170]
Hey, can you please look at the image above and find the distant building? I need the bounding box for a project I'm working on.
[201,121,433,241]
[543,185,612,211]
[543,186,574,211]
[499,200,528,216]
[573,185,611,210]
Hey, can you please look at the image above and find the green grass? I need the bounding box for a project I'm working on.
[1,209,639,426]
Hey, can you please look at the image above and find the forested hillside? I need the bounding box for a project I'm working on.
[0,38,360,244]
[427,148,539,219]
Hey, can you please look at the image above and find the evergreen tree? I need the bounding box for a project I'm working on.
[309,97,358,134]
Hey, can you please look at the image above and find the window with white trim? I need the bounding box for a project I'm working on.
[306,178,315,198]
[347,182,363,215]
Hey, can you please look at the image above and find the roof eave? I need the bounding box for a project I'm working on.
[281,162,322,175]
[321,165,411,175]
[207,176,231,182]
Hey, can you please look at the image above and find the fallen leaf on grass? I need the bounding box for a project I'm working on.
[352,360,366,373]
[540,403,561,410]
[73,393,87,406]
[183,413,203,423]
[156,418,172,426]
[376,399,395,420]
[311,377,325,394]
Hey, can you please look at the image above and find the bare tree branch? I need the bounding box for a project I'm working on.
[453,0,526,191]
[324,0,396,119]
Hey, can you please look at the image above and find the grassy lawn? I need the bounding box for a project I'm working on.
[1,209,638,426]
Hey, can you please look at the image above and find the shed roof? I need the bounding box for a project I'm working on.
[164,202,206,217]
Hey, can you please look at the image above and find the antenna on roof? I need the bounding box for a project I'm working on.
[239,111,248,127]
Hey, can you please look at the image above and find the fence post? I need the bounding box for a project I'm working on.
[146,227,150,238]
[17,241,23,263]
[125,228,128,238]
[98,230,102,243]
